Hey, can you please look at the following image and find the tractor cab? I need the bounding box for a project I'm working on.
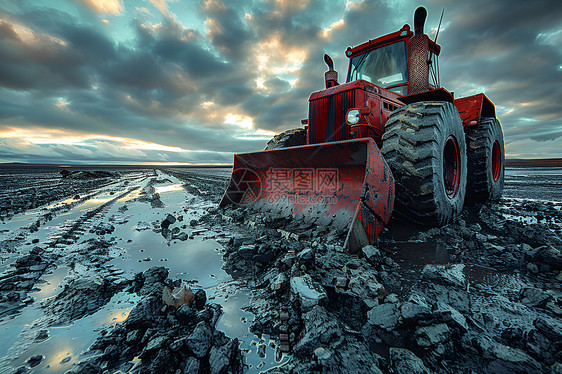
[345,23,440,97]
[313,8,444,146]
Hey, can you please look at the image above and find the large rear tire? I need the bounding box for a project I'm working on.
[265,128,307,150]
[466,117,505,202]
[382,101,467,226]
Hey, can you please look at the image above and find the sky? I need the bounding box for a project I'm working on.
[0,0,561,164]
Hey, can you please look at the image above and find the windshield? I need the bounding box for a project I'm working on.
[347,41,408,87]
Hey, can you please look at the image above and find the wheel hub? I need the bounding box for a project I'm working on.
[492,140,501,182]
[443,135,461,198]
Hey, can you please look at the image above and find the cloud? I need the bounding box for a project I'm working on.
[76,0,124,15]
[0,0,560,164]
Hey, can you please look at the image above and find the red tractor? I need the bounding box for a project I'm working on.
[221,7,505,252]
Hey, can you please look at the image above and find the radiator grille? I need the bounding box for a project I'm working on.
[308,89,355,144]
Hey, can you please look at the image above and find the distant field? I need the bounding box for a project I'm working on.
[506,159,562,167]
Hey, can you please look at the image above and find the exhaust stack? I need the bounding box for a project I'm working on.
[324,54,339,88]
[414,6,427,35]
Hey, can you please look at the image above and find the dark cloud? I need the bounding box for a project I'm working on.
[0,0,561,163]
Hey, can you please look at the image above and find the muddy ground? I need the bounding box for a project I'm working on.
[0,166,560,373]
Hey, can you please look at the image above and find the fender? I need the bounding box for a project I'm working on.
[454,93,496,127]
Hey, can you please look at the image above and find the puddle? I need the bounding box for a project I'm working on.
[213,288,288,371]
[0,171,272,372]
[2,291,139,373]
[391,241,449,266]
[389,240,525,297]
[465,264,525,294]
[30,266,70,302]
[154,184,184,195]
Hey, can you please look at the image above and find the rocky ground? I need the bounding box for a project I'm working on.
[0,166,560,373]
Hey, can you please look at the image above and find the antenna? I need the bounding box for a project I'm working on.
[434,9,444,45]
[428,9,444,87]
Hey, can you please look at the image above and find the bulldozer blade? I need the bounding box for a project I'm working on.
[220,138,394,253]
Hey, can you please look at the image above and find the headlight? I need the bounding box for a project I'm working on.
[346,109,360,124]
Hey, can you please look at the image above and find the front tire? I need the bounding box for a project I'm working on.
[466,117,505,202]
[382,101,467,226]
[265,128,307,150]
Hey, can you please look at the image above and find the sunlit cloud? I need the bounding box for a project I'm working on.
[224,113,253,130]
[2,18,67,47]
[0,129,190,153]
[149,0,169,16]
[253,34,307,75]
[77,0,124,15]
[321,19,345,39]
[55,99,70,109]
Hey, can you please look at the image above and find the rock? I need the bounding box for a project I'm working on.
[125,296,162,328]
[290,274,327,310]
[333,276,349,289]
[313,347,338,372]
[27,355,44,368]
[476,336,541,373]
[271,273,288,293]
[401,300,432,323]
[534,245,562,270]
[293,306,342,358]
[345,260,361,270]
[174,232,188,241]
[367,303,400,330]
[421,264,466,288]
[35,330,49,341]
[362,245,383,266]
[162,284,195,309]
[194,289,207,311]
[483,242,505,252]
[433,302,468,332]
[161,227,172,240]
[254,249,276,264]
[314,346,332,361]
[145,335,168,353]
[182,357,200,373]
[534,317,562,342]
[389,348,431,374]
[103,344,120,361]
[347,272,385,300]
[146,349,174,373]
[386,293,399,303]
[297,248,315,265]
[232,236,255,248]
[209,345,230,374]
[520,287,551,307]
[29,264,47,271]
[177,304,196,324]
[186,321,213,358]
[238,244,256,259]
[265,128,307,150]
[526,262,539,274]
[126,329,143,344]
[161,214,176,228]
[137,267,169,296]
[415,323,451,347]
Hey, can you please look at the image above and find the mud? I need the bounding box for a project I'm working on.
[0,166,561,373]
